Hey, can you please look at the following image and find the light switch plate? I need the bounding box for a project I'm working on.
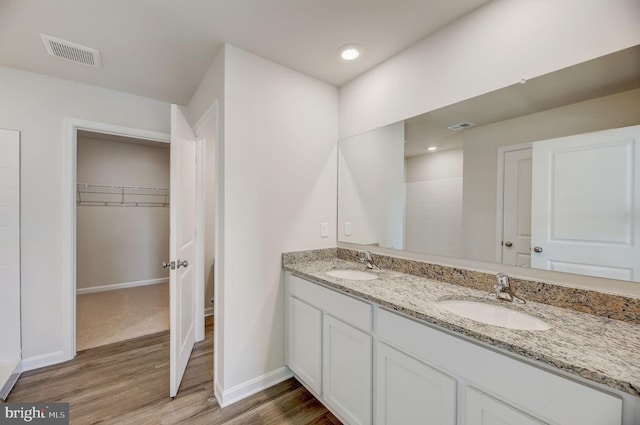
[345,221,352,236]
[321,222,329,238]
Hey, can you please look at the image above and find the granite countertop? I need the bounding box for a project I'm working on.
[283,257,640,398]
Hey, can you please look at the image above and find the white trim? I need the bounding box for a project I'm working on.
[193,102,216,342]
[195,136,206,342]
[20,350,67,372]
[495,142,533,264]
[193,102,217,133]
[76,278,168,294]
[63,117,170,362]
[214,381,224,407]
[215,366,293,408]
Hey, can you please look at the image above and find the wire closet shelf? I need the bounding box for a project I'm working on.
[76,183,169,207]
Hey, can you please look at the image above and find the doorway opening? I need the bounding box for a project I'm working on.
[496,143,532,267]
[75,130,170,351]
[63,112,210,397]
[62,118,172,362]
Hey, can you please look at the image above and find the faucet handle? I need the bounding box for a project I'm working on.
[495,272,509,288]
[357,250,373,261]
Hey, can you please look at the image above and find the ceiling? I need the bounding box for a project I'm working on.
[403,44,640,157]
[0,0,491,105]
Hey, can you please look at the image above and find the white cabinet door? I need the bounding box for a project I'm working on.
[376,342,456,425]
[287,296,322,394]
[323,314,372,425]
[466,387,544,425]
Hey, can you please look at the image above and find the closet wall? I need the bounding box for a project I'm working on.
[76,132,169,292]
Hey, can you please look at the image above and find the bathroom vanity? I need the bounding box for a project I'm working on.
[283,250,640,425]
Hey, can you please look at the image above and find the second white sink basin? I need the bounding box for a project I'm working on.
[439,300,551,331]
[326,269,378,281]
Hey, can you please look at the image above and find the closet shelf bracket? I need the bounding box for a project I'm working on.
[76,183,169,207]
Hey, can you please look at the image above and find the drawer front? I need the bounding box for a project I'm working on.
[289,274,372,332]
[465,387,545,425]
[377,308,622,425]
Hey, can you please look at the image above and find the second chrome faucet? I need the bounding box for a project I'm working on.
[490,273,525,304]
[357,251,382,271]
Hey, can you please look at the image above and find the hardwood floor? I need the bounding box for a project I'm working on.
[8,317,341,424]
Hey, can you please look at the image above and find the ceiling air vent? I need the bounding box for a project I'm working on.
[41,34,101,68]
[447,122,475,131]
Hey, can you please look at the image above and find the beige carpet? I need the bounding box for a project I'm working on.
[76,283,169,351]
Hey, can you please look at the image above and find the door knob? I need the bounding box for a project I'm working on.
[177,259,188,269]
[504,241,513,247]
[533,246,543,253]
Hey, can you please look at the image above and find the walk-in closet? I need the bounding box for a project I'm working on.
[75,130,170,351]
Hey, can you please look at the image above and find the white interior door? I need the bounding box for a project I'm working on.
[531,125,640,281]
[169,105,198,397]
[502,148,532,267]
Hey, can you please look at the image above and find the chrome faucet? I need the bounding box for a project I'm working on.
[490,273,525,304]
[357,251,382,271]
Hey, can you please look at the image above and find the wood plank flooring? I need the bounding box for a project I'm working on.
[8,317,341,425]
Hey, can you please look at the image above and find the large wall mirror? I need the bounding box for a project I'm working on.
[338,45,640,282]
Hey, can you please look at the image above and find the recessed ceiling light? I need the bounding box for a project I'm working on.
[339,44,362,61]
[427,146,438,151]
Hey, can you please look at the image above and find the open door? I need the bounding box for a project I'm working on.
[168,105,198,397]
[531,125,640,281]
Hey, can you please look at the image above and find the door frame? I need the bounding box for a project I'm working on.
[62,117,205,361]
[495,142,532,264]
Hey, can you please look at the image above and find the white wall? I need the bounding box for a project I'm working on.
[463,88,640,263]
[0,66,170,368]
[76,136,170,291]
[0,129,21,369]
[405,149,463,256]
[339,0,640,139]
[338,122,404,249]
[188,44,338,405]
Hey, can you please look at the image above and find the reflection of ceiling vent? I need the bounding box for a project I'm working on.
[41,34,101,68]
[447,122,474,131]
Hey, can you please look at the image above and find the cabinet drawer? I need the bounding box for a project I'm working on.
[288,274,372,332]
[377,308,622,425]
[466,387,544,425]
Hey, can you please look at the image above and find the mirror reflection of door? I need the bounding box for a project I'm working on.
[501,147,532,267]
[531,125,640,281]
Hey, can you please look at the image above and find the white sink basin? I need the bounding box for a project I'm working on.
[326,269,378,281]
[439,300,551,331]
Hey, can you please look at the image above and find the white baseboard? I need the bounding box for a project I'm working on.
[215,366,293,408]
[76,277,169,294]
[20,350,71,372]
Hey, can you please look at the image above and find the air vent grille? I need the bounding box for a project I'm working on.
[447,122,475,131]
[41,34,101,68]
